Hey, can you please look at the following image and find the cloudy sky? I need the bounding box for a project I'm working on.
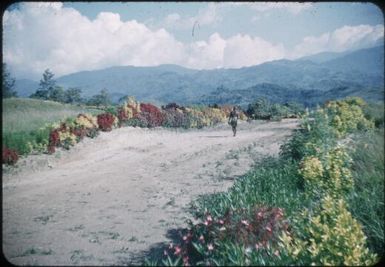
[3,2,384,80]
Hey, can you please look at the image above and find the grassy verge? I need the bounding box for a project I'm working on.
[2,98,103,155]
[347,128,384,255]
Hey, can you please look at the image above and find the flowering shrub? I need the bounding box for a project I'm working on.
[47,123,78,152]
[280,195,378,266]
[58,130,77,150]
[325,97,374,137]
[162,108,190,128]
[160,206,288,266]
[2,147,19,165]
[48,129,60,154]
[137,103,164,127]
[299,145,353,199]
[97,113,116,131]
[75,113,98,129]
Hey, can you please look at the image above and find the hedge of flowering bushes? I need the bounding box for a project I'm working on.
[3,96,248,165]
[116,96,247,129]
[48,113,102,153]
[146,96,380,266]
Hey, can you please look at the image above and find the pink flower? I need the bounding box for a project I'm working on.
[218,219,224,225]
[204,221,209,226]
[241,220,249,226]
[207,215,213,222]
[183,235,188,241]
[257,211,263,219]
[199,235,205,242]
[207,244,214,251]
[174,246,181,255]
[183,256,190,266]
[266,226,272,233]
[274,250,280,257]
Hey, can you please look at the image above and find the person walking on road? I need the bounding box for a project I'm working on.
[228,106,239,137]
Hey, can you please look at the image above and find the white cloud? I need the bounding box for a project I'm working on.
[2,3,383,80]
[185,33,226,69]
[3,2,286,78]
[223,34,285,68]
[3,3,186,79]
[227,2,313,15]
[290,24,384,58]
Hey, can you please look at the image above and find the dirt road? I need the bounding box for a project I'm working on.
[2,119,298,265]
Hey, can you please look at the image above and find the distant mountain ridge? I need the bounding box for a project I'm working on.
[14,45,384,106]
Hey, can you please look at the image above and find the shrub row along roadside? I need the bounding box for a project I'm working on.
[2,96,248,165]
[145,96,382,266]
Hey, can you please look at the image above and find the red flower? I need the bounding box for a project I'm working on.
[97,113,115,131]
[2,147,19,165]
[138,103,164,127]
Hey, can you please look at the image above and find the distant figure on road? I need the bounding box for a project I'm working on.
[228,106,239,137]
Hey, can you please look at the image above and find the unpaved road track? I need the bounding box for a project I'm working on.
[3,119,298,265]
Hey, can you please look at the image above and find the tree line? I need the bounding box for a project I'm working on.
[2,64,111,107]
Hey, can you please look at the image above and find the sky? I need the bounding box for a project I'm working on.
[2,2,384,80]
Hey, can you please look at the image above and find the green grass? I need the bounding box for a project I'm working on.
[3,97,102,133]
[347,128,384,255]
[2,98,103,155]
[192,157,305,219]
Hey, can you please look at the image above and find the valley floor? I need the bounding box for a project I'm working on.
[2,119,298,265]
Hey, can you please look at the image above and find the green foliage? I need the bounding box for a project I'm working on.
[347,129,384,255]
[2,98,102,155]
[30,70,85,104]
[299,145,354,199]
[246,97,304,121]
[2,63,17,98]
[362,101,384,128]
[280,108,337,161]
[149,96,381,266]
[30,69,56,100]
[64,87,82,104]
[281,195,378,266]
[87,88,111,107]
[325,97,374,137]
[49,86,66,103]
[192,158,304,219]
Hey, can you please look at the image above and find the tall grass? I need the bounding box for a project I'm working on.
[192,158,305,220]
[3,98,101,133]
[2,98,103,154]
[347,128,384,255]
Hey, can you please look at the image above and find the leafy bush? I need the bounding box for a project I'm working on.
[48,129,60,154]
[160,206,289,266]
[137,103,164,127]
[97,113,116,131]
[362,101,384,128]
[247,98,303,120]
[280,195,378,266]
[280,108,337,161]
[299,145,353,199]
[162,108,190,128]
[325,97,374,137]
[2,147,19,165]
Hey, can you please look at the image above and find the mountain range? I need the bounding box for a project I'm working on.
[14,45,384,106]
